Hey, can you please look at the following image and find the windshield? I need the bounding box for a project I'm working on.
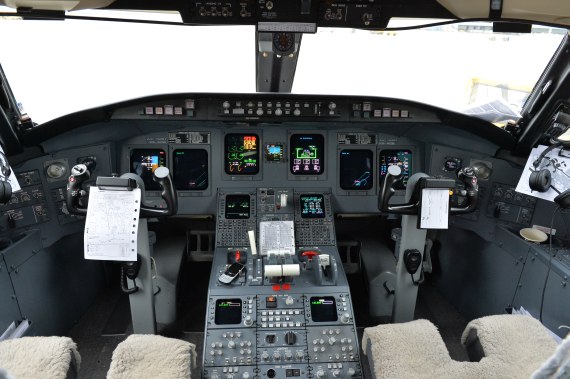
[0,8,566,124]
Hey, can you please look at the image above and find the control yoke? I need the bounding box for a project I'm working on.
[66,164,178,217]
[379,165,478,215]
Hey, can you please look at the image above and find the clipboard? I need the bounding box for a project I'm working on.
[83,178,141,261]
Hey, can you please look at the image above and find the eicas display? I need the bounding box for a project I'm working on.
[290,134,324,175]
[225,134,260,175]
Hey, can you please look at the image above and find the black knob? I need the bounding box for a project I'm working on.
[285,331,296,345]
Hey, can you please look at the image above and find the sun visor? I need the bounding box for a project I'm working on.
[437,0,570,26]
[1,0,114,11]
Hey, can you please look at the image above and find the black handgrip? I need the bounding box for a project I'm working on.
[378,165,417,215]
[450,167,479,214]
[66,164,90,215]
[139,166,178,217]
[379,165,479,216]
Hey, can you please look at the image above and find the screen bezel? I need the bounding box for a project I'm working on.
[214,298,243,325]
[379,149,413,190]
[300,194,326,219]
[265,143,285,162]
[310,296,338,322]
[224,133,260,175]
[290,134,325,176]
[129,148,166,191]
[225,194,251,219]
[172,148,209,191]
[339,149,374,190]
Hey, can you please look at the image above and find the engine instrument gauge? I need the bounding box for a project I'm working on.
[443,157,462,172]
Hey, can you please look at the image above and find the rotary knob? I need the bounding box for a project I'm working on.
[227,341,236,349]
[261,351,270,361]
[340,312,351,324]
[285,295,294,305]
[328,102,336,110]
[332,369,341,377]
[242,373,250,379]
[347,368,356,377]
[222,101,231,109]
[293,109,301,116]
[316,369,325,378]
[295,351,304,360]
[273,352,281,361]
[275,108,283,116]
[256,109,264,116]
[328,337,336,345]
[244,315,253,326]
[285,331,297,345]
[284,351,293,361]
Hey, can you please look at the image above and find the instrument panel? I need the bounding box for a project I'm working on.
[2,93,526,247]
[124,128,418,207]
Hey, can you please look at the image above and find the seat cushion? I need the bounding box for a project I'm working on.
[363,319,454,379]
[0,336,80,379]
[461,315,558,378]
[107,334,195,379]
[363,316,560,379]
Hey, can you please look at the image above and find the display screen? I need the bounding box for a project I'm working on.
[173,149,208,190]
[310,296,338,322]
[215,299,242,325]
[265,144,284,162]
[130,149,166,191]
[339,149,373,190]
[300,194,325,218]
[379,150,413,190]
[225,194,250,219]
[290,134,324,175]
[224,134,259,175]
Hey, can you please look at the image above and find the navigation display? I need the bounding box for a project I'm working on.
[130,149,166,191]
[339,149,373,190]
[173,149,208,190]
[215,299,242,325]
[310,296,338,322]
[224,134,259,175]
[290,134,324,175]
[300,194,325,218]
[225,195,250,219]
[379,150,413,190]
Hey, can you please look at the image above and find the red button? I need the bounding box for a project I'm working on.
[282,283,291,290]
[272,285,281,291]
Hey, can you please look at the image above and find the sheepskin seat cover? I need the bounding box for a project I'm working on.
[363,315,559,379]
[107,334,195,379]
[0,336,80,379]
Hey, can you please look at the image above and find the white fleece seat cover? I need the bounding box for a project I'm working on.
[461,315,558,377]
[363,315,558,379]
[107,334,195,379]
[0,336,80,379]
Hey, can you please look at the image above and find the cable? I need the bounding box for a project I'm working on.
[0,12,569,31]
[539,206,561,323]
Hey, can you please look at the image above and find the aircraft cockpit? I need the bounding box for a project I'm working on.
[0,1,569,378]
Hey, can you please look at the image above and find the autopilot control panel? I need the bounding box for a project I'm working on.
[204,187,362,379]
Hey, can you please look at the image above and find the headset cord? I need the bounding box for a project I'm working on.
[539,206,561,323]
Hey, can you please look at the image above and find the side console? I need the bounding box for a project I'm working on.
[203,188,362,379]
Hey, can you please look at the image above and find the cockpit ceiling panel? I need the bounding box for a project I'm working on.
[2,0,570,27]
